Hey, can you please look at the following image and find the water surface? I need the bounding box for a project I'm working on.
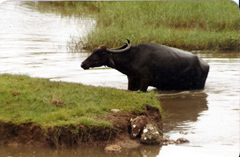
[0,2,239,157]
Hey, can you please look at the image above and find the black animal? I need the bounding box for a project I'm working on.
[81,39,209,92]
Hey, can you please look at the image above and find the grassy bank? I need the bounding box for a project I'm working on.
[0,74,160,128]
[36,1,239,51]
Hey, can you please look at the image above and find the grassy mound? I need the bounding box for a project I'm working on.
[0,74,160,128]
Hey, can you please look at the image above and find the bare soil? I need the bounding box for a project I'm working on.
[0,105,162,148]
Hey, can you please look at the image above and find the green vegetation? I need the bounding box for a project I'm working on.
[37,1,239,51]
[0,74,160,128]
[34,1,100,16]
[81,1,239,51]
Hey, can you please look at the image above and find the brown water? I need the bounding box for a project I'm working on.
[0,2,239,157]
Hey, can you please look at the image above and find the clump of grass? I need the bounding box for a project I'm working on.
[80,1,238,51]
[0,74,160,128]
[34,1,101,16]
[33,1,238,51]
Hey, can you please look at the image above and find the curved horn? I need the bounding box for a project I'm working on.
[106,39,131,53]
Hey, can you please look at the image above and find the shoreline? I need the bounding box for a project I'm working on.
[0,74,162,150]
[0,105,162,149]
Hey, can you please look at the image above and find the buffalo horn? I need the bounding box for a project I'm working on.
[106,39,131,53]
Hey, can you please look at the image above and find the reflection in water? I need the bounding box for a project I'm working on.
[0,144,161,157]
[160,57,239,157]
[158,91,208,132]
[0,2,239,157]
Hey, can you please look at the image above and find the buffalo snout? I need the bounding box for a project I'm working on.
[81,62,89,70]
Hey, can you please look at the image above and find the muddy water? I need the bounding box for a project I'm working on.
[0,2,239,157]
[159,55,239,157]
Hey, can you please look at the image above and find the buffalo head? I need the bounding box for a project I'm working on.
[81,39,131,70]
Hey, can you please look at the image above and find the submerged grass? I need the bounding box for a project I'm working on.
[36,1,239,51]
[0,74,160,128]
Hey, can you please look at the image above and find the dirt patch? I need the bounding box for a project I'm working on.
[0,105,162,148]
[0,122,47,147]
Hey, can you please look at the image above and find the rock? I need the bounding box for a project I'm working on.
[130,115,148,138]
[162,137,190,145]
[140,124,162,145]
[176,138,190,144]
[179,131,194,135]
[104,144,122,153]
[162,137,176,145]
[111,109,121,113]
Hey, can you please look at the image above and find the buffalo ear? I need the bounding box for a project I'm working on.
[99,45,115,68]
[108,56,115,68]
[99,45,107,50]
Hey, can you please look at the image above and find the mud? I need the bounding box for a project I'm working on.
[0,105,162,149]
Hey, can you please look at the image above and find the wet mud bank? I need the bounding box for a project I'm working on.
[0,105,162,149]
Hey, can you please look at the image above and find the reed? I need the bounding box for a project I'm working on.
[80,1,239,51]
[36,1,239,51]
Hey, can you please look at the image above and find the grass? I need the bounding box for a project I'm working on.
[32,1,100,16]
[79,1,239,51]
[35,1,239,51]
[0,74,160,128]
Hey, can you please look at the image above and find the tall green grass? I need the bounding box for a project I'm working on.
[34,1,100,15]
[35,1,239,51]
[0,74,160,128]
[80,1,239,51]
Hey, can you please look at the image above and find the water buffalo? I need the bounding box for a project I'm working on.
[81,39,209,92]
